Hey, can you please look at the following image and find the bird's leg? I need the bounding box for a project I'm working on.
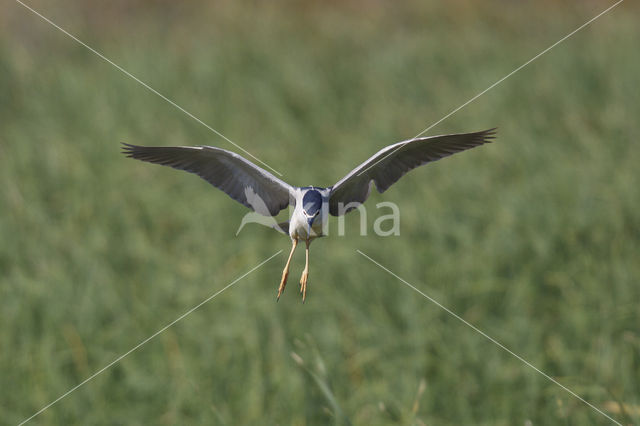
[300,240,310,302]
[277,238,298,300]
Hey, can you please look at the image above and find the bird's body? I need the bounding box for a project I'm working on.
[123,128,496,301]
[289,187,330,240]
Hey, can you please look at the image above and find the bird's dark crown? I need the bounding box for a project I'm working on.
[302,189,323,216]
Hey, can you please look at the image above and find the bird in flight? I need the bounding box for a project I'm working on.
[123,128,495,301]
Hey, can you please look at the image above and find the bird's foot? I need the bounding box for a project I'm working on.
[277,270,289,301]
[299,269,309,302]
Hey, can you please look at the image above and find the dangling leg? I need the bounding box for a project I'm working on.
[277,238,298,300]
[299,239,310,302]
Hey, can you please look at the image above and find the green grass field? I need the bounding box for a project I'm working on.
[1,1,639,424]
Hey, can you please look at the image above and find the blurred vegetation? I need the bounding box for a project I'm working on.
[1,0,639,424]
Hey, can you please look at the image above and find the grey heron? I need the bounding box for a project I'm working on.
[122,128,495,301]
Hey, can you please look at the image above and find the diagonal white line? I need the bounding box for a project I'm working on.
[356,0,624,177]
[18,250,282,426]
[357,250,622,425]
[14,0,284,177]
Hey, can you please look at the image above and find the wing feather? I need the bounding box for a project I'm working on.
[122,144,293,216]
[329,129,496,215]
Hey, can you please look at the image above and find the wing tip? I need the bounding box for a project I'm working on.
[476,128,497,144]
[121,142,138,157]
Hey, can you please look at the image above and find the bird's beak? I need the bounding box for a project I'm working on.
[307,216,314,235]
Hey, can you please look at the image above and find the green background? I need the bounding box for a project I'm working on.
[1,1,639,424]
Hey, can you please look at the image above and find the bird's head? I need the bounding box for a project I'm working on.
[302,189,323,231]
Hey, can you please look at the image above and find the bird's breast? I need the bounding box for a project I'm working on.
[289,214,325,240]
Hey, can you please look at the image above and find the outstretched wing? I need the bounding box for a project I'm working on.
[122,144,294,216]
[329,129,496,216]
